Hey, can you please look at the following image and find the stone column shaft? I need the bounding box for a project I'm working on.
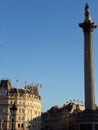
[79,3,97,110]
[84,30,95,110]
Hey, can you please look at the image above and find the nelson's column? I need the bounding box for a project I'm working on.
[77,3,98,130]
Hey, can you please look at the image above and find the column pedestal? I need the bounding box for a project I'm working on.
[77,110,98,130]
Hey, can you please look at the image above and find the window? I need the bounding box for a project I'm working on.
[18,116,21,120]
[10,93,13,96]
[22,117,24,120]
[80,124,92,130]
[30,110,32,114]
[27,117,29,121]
[22,109,25,113]
[10,101,13,104]
[18,124,20,128]
[19,108,21,113]
[21,124,24,128]
[9,123,11,128]
[34,110,37,115]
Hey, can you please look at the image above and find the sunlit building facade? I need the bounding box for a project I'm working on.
[0,79,42,130]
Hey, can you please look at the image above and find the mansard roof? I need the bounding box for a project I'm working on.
[0,79,12,89]
[0,79,40,96]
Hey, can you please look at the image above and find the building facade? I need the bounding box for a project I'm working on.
[0,79,42,130]
[41,102,85,130]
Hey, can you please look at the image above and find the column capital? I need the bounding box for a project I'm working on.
[79,21,97,32]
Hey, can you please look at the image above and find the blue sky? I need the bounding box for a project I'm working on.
[0,0,98,112]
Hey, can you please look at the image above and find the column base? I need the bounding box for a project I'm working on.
[77,110,98,130]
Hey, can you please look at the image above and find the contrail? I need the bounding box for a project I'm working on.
[0,39,6,45]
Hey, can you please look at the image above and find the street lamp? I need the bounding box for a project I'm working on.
[1,120,4,130]
[0,120,4,130]
[28,123,31,130]
[10,103,17,130]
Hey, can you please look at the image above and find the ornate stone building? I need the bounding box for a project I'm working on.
[41,102,85,130]
[0,79,42,130]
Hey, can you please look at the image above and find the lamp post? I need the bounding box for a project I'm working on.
[0,120,4,130]
[1,120,4,130]
[28,123,31,130]
[10,103,17,130]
